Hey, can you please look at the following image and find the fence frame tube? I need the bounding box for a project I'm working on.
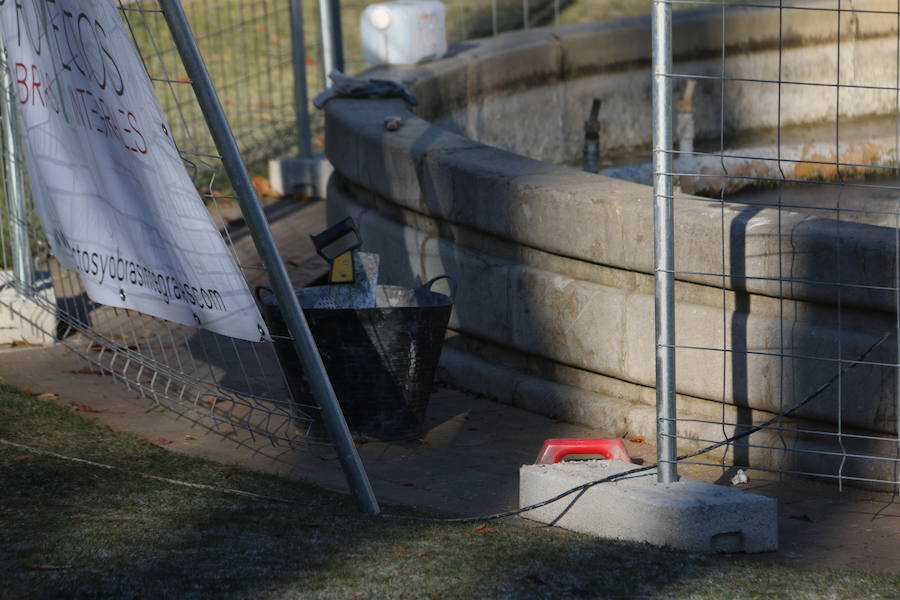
[652,0,678,483]
[159,0,379,515]
[0,48,32,296]
[289,0,313,157]
[318,0,344,84]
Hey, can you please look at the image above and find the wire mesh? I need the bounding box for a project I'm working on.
[0,0,329,454]
[658,0,900,489]
[122,0,307,166]
[0,0,627,463]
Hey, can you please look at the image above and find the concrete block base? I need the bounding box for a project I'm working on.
[520,460,778,553]
[0,276,57,345]
[268,154,333,198]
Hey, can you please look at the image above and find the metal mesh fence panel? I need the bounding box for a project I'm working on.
[123,0,306,166]
[0,1,331,457]
[656,0,900,489]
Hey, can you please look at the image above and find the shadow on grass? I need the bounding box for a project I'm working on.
[2,389,898,599]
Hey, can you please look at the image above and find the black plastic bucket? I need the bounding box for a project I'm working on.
[258,276,455,441]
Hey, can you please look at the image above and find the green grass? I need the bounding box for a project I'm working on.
[1,382,898,599]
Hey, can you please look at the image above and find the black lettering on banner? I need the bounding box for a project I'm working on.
[61,10,87,78]
[47,1,74,73]
[209,290,225,312]
[94,21,123,96]
[52,242,230,314]
[77,12,105,89]
[16,1,43,56]
[5,1,144,155]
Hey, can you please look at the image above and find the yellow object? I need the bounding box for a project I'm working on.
[330,251,354,284]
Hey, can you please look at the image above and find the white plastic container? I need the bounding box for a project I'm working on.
[360,1,447,66]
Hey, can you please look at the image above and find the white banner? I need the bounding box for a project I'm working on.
[0,0,270,342]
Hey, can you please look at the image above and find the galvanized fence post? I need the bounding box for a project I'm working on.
[159,0,380,515]
[318,0,344,85]
[289,0,313,157]
[651,0,678,483]
[0,47,32,296]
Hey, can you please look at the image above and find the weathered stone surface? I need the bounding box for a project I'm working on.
[324,0,900,482]
[328,182,898,436]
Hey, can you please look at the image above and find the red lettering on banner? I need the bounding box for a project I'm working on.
[128,112,147,155]
[30,65,45,107]
[15,62,151,157]
[15,63,28,104]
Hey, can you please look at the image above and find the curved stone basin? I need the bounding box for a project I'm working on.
[324,0,899,485]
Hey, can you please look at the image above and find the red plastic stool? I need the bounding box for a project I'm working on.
[535,438,632,464]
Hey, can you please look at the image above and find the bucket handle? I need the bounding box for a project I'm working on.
[419,275,457,302]
[255,285,274,304]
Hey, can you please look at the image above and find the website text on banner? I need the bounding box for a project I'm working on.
[0,0,269,342]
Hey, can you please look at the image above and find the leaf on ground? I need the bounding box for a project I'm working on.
[304,55,316,66]
[628,436,645,443]
[12,455,30,463]
[198,187,223,199]
[789,514,815,523]
[473,523,495,534]
[66,401,102,414]
[152,438,173,446]
[19,387,34,395]
[252,175,277,199]
[389,545,407,552]
[10,339,35,347]
[417,439,431,446]
[24,564,72,570]
[66,366,103,376]
[36,392,59,402]
[184,435,195,441]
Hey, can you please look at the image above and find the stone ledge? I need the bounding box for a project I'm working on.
[325,99,899,315]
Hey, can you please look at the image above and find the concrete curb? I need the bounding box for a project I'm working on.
[520,460,778,553]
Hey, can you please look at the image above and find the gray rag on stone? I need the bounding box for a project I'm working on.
[313,71,418,109]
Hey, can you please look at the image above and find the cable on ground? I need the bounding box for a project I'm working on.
[1,332,889,522]
[379,331,891,523]
[0,437,299,505]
